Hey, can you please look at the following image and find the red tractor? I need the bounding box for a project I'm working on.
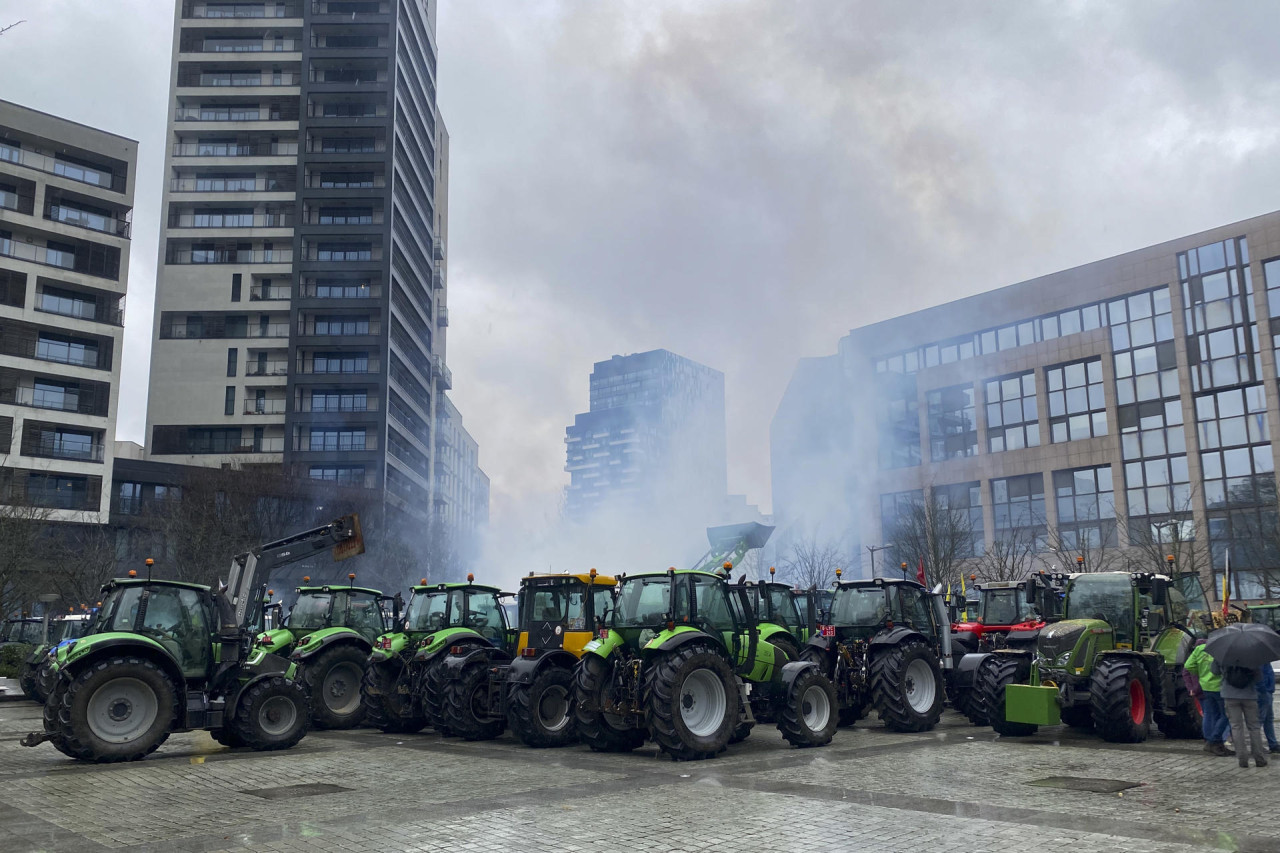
[948,573,1064,724]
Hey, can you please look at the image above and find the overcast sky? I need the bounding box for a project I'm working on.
[2,1,1279,540]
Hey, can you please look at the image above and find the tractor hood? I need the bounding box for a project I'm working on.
[1036,619,1106,667]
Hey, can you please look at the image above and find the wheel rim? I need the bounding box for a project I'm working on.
[1129,678,1146,725]
[679,668,727,738]
[801,683,831,731]
[258,695,298,736]
[322,662,364,716]
[903,658,936,713]
[537,684,571,733]
[86,677,159,744]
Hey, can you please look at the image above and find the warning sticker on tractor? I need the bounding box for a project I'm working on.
[819,625,836,637]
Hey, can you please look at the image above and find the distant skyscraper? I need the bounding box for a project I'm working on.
[0,99,137,522]
[434,392,489,576]
[565,349,727,519]
[145,0,451,522]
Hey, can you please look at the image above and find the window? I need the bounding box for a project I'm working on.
[879,490,922,566]
[313,279,371,298]
[53,158,110,188]
[985,371,1039,452]
[926,384,977,461]
[315,242,372,261]
[32,379,78,412]
[224,386,235,415]
[1052,466,1116,549]
[26,472,89,509]
[991,474,1046,549]
[231,273,241,302]
[1180,236,1258,391]
[117,481,142,515]
[938,482,983,558]
[877,373,920,469]
[311,390,367,412]
[1197,385,1272,508]
[312,352,368,373]
[36,334,97,367]
[309,464,366,485]
[314,316,370,335]
[227,347,238,377]
[1046,358,1107,442]
[317,172,373,189]
[320,136,376,153]
[308,428,366,451]
[189,427,244,453]
[317,207,373,225]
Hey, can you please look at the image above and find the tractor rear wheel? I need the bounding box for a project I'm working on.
[444,658,505,741]
[777,666,837,748]
[729,693,754,744]
[304,644,368,730]
[767,633,801,663]
[233,676,310,751]
[42,677,69,751]
[56,656,177,762]
[869,641,944,733]
[953,680,988,726]
[974,655,1038,737]
[1090,657,1152,743]
[1155,674,1203,739]
[19,660,41,702]
[361,658,427,733]
[421,655,455,735]
[644,642,736,761]
[35,662,59,705]
[572,654,645,753]
[508,665,577,748]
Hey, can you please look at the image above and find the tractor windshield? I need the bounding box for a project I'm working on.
[614,576,677,628]
[7,620,43,644]
[289,592,334,631]
[765,587,805,632]
[1064,574,1134,644]
[333,590,386,641]
[462,590,507,640]
[829,586,892,628]
[405,590,453,632]
[982,590,1021,625]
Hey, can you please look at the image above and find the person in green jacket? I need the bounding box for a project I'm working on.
[1185,641,1233,756]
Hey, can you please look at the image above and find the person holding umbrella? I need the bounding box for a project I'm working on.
[1205,622,1280,768]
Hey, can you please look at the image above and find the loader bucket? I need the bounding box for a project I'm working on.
[707,522,774,551]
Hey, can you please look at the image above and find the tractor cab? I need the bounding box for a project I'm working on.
[518,572,615,656]
[409,582,516,654]
[1,617,44,647]
[824,578,944,647]
[92,578,217,678]
[729,571,809,656]
[1249,604,1280,631]
[281,584,389,644]
[1059,571,1190,651]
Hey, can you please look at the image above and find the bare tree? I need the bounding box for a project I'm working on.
[887,485,974,589]
[1119,483,1214,584]
[972,526,1040,583]
[778,536,847,590]
[48,523,121,609]
[1046,519,1122,574]
[0,487,56,617]
[0,21,25,38]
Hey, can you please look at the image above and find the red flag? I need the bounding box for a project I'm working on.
[916,557,927,586]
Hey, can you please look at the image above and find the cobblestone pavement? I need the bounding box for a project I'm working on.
[2,697,1277,853]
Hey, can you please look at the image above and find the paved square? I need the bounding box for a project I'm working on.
[2,696,1275,852]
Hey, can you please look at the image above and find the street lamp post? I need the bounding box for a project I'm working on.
[866,544,892,579]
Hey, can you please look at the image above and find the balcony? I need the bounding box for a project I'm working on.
[297,355,378,375]
[311,1,390,14]
[301,208,383,226]
[0,144,125,193]
[12,386,103,415]
[300,244,382,262]
[245,358,289,376]
[0,238,120,280]
[432,269,444,290]
[168,212,293,228]
[24,437,105,463]
[190,37,302,54]
[293,433,378,452]
[243,397,286,414]
[432,238,444,260]
[249,283,291,300]
[296,317,380,336]
[177,71,303,89]
[170,176,294,193]
[311,34,388,49]
[432,354,452,390]
[0,188,35,215]
[303,173,385,190]
[308,68,388,84]
[183,2,302,18]
[305,101,388,119]
[161,321,290,339]
[437,306,448,327]
[305,136,387,154]
[36,291,124,326]
[46,205,131,238]
[299,280,380,299]
[172,141,299,157]
[166,247,293,265]
[174,105,300,123]
[301,395,377,413]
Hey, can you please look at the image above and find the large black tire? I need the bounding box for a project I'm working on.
[572,654,645,753]
[303,643,368,730]
[232,675,310,751]
[1155,674,1203,739]
[54,656,178,762]
[729,694,754,744]
[974,654,1038,737]
[211,727,244,747]
[361,658,427,733]
[869,641,945,733]
[1060,703,1094,729]
[444,659,506,741]
[42,676,69,751]
[643,642,736,761]
[35,661,59,705]
[19,660,41,702]
[954,680,988,726]
[508,665,577,748]
[421,655,454,735]
[777,667,838,748]
[800,646,865,726]
[1090,657,1152,743]
[767,633,801,664]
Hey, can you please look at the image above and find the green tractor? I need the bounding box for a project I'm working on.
[971,570,1207,742]
[439,571,617,746]
[361,575,515,734]
[1249,604,1280,631]
[253,574,395,729]
[572,567,838,760]
[19,612,96,703]
[801,575,952,732]
[21,516,364,762]
[730,566,811,660]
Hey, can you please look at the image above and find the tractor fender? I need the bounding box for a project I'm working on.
[1004,629,1042,648]
[868,626,929,649]
[954,652,991,688]
[508,650,577,685]
[951,631,979,654]
[291,629,372,662]
[582,629,624,660]
[778,659,819,692]
[443,644,511,676]
[804,635,833,653]
[225,664,296,713]
[412,628,487,662]
[58,634,188,697]
[647,628,727,657]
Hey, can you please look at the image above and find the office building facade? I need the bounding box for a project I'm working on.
[146,0,450,520]
[434,392,489,576]
[0,100,136,522]
[772,210,1280,599]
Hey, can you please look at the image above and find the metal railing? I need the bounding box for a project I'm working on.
[0,188,35,215]
[166,248,293,265]
[296,319,380,336]
[13,387,96,414]
[36,294,123,326]
[174,107,300,123]
[46,205,131,238]
[171,141,298,157]
[293,433,377,452]
[309,68,387,84]
[303,173,385,189]
[169,177,294,192]
[298,281,380,299]
[432,238,444,260]
[302,209,383,225]
[302,396,378,413]
[297,356,378,375]
[161,322,290,338]
[25,438,105,463]
[177,71,303,88]
[305,101,387,118]
[436,306,448,327]
[0,144,125,193]
[168,212,293,228]
[0,238,74,271]
[243,397,287,414]
[183,2,301,18]
[300,245,381,262]
[311,1,390,14]
[305,136,386,154]
[311,34,387,48]
[250,284,291,300]
[245,359,289,376]
[193,38,302,53]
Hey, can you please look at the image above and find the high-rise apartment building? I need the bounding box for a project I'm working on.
[434,392,489,575]
[146,0,450,520]
[772,210,1280,600]
[565,349,727,519]
[0,100,136,522]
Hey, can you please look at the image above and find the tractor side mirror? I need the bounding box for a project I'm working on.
[1025,582,1038,605]
[1151,579,1168,607]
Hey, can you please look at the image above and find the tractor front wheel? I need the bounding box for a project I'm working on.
[232,676,311,751]
[1090,657,1152,743]
[304,644,368,730]
[508,666,577,748]
[572,654,645,753]
[444,659,505,741]
[869,641,944,733]
[644,643,736,761]
[361,658,427,733]
[974,655,1037,737]
[777,667,837,748]
[800,646,864,726]
[56,656,177,762]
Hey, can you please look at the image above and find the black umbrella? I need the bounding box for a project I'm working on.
[1205,622,1280,668]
